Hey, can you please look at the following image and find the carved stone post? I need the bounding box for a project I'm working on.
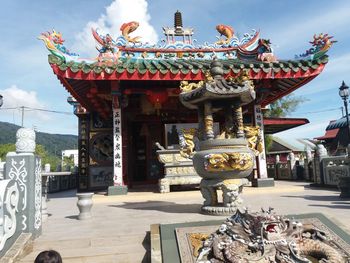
[0,160,5,180]
[288,152,296,180]
[233,103,244,138]
[314,144,328,184]
[224,104,233,138]
[198,105,205,141]
[41,163,51,222]
[252,105,274,187]
[4,128,42,238]
[204,102,214,140]
[0,179,20,256]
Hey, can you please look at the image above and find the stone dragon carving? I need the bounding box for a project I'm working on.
[189,233,210,257]
[196,209,347,263]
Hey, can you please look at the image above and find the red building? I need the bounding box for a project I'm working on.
[40,13,334,193]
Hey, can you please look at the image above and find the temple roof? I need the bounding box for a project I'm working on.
[263,117,309,134]
[325,116,349,130]
[48,54,328,80]
[39,15,335,115]
[314,128,339,140]
[49,54,327,111]
[179,60,256,109]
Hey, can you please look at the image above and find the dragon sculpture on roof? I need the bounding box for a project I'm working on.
[38,30,79,62]
[296,33,336,60]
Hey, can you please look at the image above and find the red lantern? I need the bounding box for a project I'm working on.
[146,90,169,113]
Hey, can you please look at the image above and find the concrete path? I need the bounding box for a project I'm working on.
[18,181,350,263]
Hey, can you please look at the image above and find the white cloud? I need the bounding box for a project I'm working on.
[323,53,350,75]
[276,120,333,141]
[0,85,51,122]
[73,0,158,57]
[294,52,350,97]
[266,4,350,55]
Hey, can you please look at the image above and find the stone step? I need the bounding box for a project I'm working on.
[19,252,148,263]
[0,233,33,263]
[18,234,150,263]
[32,233,148,250]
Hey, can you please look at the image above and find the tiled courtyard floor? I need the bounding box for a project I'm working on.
[18,180,350,263]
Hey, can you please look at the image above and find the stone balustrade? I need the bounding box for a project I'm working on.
[0,179,20,253]
[0,128,42,257]
[321,156,349,186]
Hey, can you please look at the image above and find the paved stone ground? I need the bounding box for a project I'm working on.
[18,181,350,263]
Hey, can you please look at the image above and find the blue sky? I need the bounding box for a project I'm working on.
[0,0,349,140]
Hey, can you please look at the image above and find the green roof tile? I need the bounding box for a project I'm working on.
[48,54,328,78]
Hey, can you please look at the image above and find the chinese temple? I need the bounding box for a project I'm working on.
[39,12,334,193]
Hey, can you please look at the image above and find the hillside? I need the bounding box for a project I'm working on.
[0,121,78,156]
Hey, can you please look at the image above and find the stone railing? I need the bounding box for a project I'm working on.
[0,179,20,253]
[310,144,350,197]
[0,161,5,180]
[320,155,349,186]
[0,128,42,257]
[44,171,76,193]
[266,161,295,180]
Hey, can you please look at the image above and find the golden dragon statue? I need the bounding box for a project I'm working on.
[179,128,198,159]
[244,126,263,156]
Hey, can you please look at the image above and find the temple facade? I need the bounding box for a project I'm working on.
[40,12,334,192]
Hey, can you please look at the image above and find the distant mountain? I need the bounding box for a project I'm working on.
[0,121,78,156]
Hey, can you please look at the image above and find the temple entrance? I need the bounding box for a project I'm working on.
[128,120,164,185]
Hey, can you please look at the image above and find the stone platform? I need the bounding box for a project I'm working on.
[16,181,350,263]
[152,213,350,263]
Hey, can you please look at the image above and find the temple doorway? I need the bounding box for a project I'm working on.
[128,120,164,185]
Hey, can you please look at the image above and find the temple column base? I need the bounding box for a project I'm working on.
[252,178,275,187]
[107,185,128,195]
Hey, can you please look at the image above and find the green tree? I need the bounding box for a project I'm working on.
[263,94,306,151]
[0,144,16,160]
[0,144,60,170]
[62,155,75,171]
[264,94,306,118]
[35,145,61,171]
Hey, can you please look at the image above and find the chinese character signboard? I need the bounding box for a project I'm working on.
[254,105,268,178]
[79,117,89,189]
[113,107,123,186]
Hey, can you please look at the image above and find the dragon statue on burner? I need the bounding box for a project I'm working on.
[179,128,198,159]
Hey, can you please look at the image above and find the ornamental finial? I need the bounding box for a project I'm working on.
[16,128,36,153]
[174,10,183,31]
[210,59,224,79]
